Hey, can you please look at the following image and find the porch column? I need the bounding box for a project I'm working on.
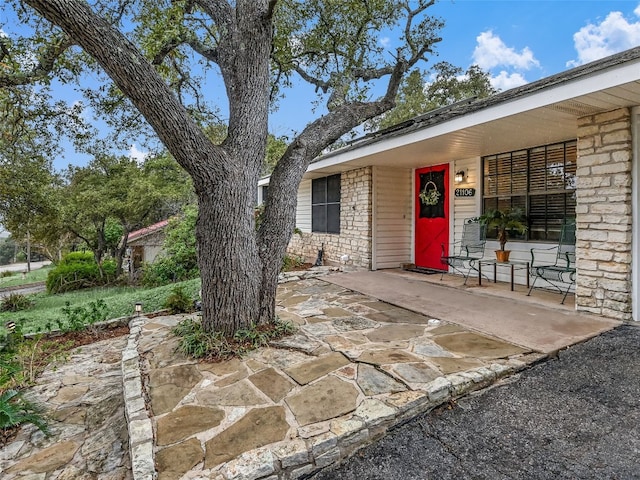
[576,107,633,321]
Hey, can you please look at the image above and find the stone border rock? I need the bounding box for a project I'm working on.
[278,266,340,284]
[122,316,156,480]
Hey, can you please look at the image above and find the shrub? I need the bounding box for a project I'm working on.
[0,389,49,435]
[60,299,108,332]
[58,251,96,265]
[172,317,296,360]
[0,271,14,279]
[282,254,305,272]
[1,294,32,312]
[163,285,194,314]
[141,205,199,286]
[46,254,117,294]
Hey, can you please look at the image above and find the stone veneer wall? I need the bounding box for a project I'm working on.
[288,167,373,269]
[575,107,633,320]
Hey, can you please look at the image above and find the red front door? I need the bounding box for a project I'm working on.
[415,164,449,270]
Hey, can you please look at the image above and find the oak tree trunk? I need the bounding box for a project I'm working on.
[24,0,406,336]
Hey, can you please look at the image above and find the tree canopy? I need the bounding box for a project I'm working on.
[1,0,447,335]
[367,62,497,131]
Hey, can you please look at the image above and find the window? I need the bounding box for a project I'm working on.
[482,140,576,241]
[312,174,341,234]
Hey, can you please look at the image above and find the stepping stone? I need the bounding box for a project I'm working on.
[357,364,406,396]
[249,368,295,402]
[322,307,352,317]
[51,385,89,404]
[62,374,93,385]
[286,376,359,426]
[204,406,289,468]
[198,357,246,376]
[249,348,310,370]
[365,324,426,342]
[146,337,185,368]
[156,438,204,480]
[430,356,485,374]
[51,406,87,425]
[390,363,440,384]
[149,364,203,415]
[412,338,455,358]
[301,322,338,337]
[156,405,224,446]
[196,379,267,406]
[7,440,79,474]
[277,310,305,325]
[332,316,378,332]
[282,295,311,307]
[366,309,431,324]
[429,324,467,335]
[433,332,528,359]
[270,332,323,353]
[357,349,423,365]
[324,335,357,350]
[284,352,351,385]
[360,301,399,312]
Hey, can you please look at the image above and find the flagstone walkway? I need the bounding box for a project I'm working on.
[139,278,545,480]
[1,336,132,479]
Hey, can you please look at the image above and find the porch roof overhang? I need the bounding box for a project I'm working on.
[292,47,640,180]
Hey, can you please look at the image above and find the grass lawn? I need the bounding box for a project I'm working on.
[0,266,52,288]
[0,278,201,335]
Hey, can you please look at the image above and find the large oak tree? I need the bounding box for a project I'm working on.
[4,0,443,335]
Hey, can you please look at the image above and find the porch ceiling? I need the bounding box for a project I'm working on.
[304,78,640,178]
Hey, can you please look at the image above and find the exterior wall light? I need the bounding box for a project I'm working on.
[454,170,465,183]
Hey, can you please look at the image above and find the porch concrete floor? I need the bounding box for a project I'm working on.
[326,269,620,353]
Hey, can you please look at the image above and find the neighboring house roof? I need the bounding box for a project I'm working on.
[258,46,640,185]
[128,220,169,243]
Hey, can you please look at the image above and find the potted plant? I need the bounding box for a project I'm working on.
[479,208,528,262]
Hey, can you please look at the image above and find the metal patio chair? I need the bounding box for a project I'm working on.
[528,220,576,304]
[440,218,487,284]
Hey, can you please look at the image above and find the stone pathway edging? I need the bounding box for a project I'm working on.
[211,358,543,480]
[123,316,156,480]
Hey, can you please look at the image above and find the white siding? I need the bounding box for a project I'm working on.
[373,166,413,269]
[296,180,312,232]
[452,157,481,244]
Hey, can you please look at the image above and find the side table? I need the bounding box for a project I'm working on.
[478,259,530,291]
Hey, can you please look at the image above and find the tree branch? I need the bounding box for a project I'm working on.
[193,0,233,31]
[0,35,74,87]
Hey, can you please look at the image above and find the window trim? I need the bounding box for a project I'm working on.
[482,140,577,242]
[311,174,341,234]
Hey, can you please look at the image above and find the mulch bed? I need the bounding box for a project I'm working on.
[287,262,314,272]
[47,324,130,349]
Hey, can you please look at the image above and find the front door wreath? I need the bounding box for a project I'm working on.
[419,180,441,206]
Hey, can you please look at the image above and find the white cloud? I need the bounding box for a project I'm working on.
[472,31,540,71]
[489,71,528,90]
[470,30,539,91]
[568,5,640,67]
[379,36,391,48]
[129,144,149,163]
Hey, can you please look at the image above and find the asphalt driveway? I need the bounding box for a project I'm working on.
[310,324,640,480]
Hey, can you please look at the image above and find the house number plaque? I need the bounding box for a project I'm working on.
[454,188,476,197]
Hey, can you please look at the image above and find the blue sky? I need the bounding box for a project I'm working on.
[3,1,640,169]
[267,0,640,142]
